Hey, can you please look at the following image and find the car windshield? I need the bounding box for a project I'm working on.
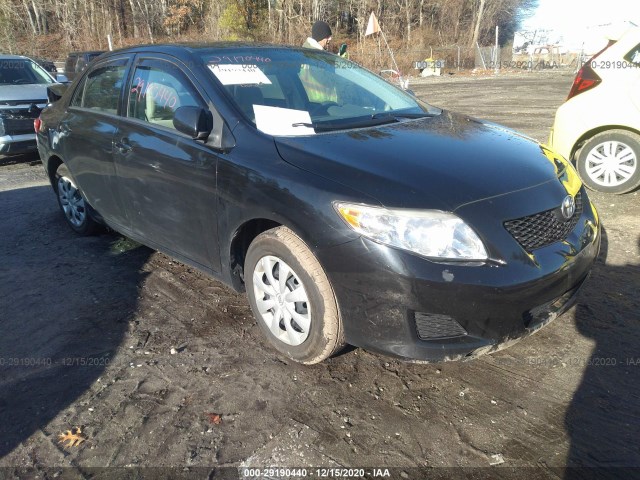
[200,48,439,135]
[0,59,53,85]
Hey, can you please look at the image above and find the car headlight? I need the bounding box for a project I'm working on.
[334,202,488,261]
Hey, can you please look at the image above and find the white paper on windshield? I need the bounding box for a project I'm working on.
[253,105,315,136]
[208,64,271,85]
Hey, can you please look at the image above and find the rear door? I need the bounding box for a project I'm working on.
[113,54,220,272]
[60,55,132,229]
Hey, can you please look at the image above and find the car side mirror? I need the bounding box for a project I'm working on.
[47,83,69,103]
[55,73,69,83]
[173,106,213,140]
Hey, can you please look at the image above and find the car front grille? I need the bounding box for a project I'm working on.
[415,312,468,340]
[2,116,36,135]
[504,192,583,252]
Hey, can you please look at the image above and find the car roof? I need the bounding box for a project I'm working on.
[104,42,305,58]
[68,50,105,55]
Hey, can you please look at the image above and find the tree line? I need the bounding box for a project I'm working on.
[0,0,537,59]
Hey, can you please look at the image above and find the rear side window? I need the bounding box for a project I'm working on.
[70,62,126,114]
[127,59,203,131]
[624,43,640,66]
[70,76,87,107]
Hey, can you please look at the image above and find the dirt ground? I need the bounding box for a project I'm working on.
[1,71,639,480]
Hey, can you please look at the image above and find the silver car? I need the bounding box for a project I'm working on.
[0,55,67,155]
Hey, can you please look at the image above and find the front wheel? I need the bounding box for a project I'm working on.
[54,163,100,235]
[245,226,345,364]
[576,130,640,194]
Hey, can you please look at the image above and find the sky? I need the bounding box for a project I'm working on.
[521,0,640,51]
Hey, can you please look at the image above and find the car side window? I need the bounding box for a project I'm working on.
[70,76,87,108]
[70,63,126,114]
[127,60,203,131]
[624,43,640,66]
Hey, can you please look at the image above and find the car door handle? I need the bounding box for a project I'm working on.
[114,138,132,154]
[59,122,71,134]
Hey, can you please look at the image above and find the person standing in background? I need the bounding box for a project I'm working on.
[300,20,338,104]
[303,21,332,50]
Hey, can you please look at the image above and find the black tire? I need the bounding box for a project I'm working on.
[245,226,345,364]
[53,163,101,235]
[576,130,640,194]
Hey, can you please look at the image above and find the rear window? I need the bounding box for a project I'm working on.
[624,43,640,66]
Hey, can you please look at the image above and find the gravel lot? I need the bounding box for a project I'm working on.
[1,71,639,479]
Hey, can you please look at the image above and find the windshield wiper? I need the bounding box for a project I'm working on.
[292,115,399,132]
[371,111,439,120]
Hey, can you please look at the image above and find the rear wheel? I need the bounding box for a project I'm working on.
[245,226,345,364]
[576,130,640,194]
[54,163,100,235]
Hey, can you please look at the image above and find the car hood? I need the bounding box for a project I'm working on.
[274,111,568,211]
[0,84,49,106]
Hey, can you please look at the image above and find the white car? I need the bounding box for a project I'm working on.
[549,26,640,194]
[0,55,67,155]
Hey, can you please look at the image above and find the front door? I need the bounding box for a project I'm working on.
[113,55,219,272]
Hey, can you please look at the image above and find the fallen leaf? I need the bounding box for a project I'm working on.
[58,427,87,447]
[206,413,222,425]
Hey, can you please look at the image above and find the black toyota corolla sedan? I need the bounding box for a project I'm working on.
[36,43,600,364]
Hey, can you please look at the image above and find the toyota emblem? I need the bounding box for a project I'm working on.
[561,195,576,220]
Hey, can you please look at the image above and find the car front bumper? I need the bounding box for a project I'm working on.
[0,133,38,155]
[316,197,600,362]
[549,100,588,162]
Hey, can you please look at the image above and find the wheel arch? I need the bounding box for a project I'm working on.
[228,218,283,291]
[570,125,640,162]
[45,155,64,187]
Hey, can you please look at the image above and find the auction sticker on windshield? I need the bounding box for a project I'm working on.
[208,64,271,85]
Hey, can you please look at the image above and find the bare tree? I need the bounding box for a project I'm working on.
[470,0,485,47]
[0,0,537,63]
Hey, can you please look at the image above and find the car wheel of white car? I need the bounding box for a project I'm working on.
[576,130,640,194]
[245,226,345,364]
[54,163,100,235]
